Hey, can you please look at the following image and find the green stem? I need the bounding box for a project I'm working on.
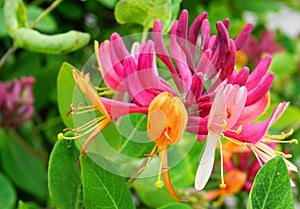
[141,26,149,43]
[0,46,17,69]
[8,129,48,165]
[30,0,64,29]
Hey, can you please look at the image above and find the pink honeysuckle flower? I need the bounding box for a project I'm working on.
[152,10,275,141]
[0,77,35,128]
[195,84,247,190]
[58,9,296,200]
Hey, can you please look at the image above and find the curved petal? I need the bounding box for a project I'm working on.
[235,23,253,50]
[245,56,271,90]
[195,132,218,190]
[98,40,124,90]
[246,72,274,106]
[170,21,192,90]
[224,85,247,128]
[237,92,270,125]
[101,97,148,120]
[226,102,289,144]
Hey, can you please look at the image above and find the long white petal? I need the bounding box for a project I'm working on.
[194,132,219,190]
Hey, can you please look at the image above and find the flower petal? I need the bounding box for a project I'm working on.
[226,102,289,144]
[237,92,270,125]
[195,132,219,190]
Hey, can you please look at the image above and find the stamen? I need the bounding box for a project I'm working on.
[213,119,228,128]
[67,103,97,117]
[218,137,226,189]
[164,131,173,143]
[220,134,247,146]
[156,149,165,188]
[249,145,263,167]
[225,125,243,134]
[57,132,79,141]
[156,176,164,188]
[75,116,106,132]
[275,151,293,159]
[98,89,114,96]
[260,138,298,144]
[265,129,294,140]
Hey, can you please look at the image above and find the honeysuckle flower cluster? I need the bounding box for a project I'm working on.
[0,77,35,128]
[58,9,298,201]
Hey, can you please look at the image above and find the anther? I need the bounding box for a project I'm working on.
[265,129,294,140]
[275,151,293,159]
[291,139,298,144]
[219,183,227,189]
[156,179,164,188]
[57,133,64,140]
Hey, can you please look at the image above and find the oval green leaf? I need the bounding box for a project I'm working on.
[80,154,135,209]
[247,156,294,209]
[1,134,48,199]
[48,140,82,209]
[0,172,17,209]
[57,62,80,128]
[114,0,172,29]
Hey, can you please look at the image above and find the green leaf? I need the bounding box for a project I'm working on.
[96,0,117,9]
[0,172,16,209]
[27,5,57,33]
[162,0,183,33]
[12,28,90,54]
[80,154,135,209]
[57,62,79,128]
[247,156,294,209]
[114,0,173,29]
[157,203,193,209]
[0,7,8,37]
[0,132,48,199]
[48,140,82,209]
[4,0,28,36]
[269,52,298,77]
[17,200,29,209]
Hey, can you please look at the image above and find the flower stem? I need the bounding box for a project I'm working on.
[30,0,64,29]
[0,46,17,69]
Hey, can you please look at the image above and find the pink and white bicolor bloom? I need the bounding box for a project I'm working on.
[195,85,298,191]
[195,84,247,190]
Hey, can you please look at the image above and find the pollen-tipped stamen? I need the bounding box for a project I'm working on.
[261,138,298,144]
[265,129,294,140]
[218,137,226,189]
[67,103,97,117]
[57,116,106,141]
[275,151,293,159]
[97,86,115,96]
[156,151,165,188]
